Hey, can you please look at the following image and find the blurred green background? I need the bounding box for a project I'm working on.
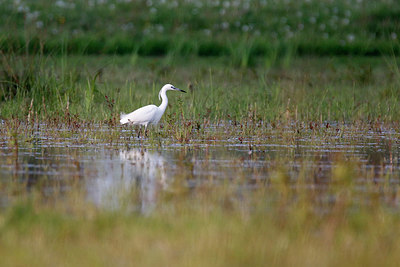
[1,0,399,57]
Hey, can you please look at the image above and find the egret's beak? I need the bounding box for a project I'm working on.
[171,85,186,93]
[174,86,186,93]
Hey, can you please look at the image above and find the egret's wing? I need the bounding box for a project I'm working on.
[120,104,158,125]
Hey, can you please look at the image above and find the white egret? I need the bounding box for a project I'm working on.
[120,84,186,136]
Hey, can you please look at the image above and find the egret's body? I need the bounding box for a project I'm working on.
[120,84,186,135]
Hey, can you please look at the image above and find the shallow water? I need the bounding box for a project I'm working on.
[0,122,399,213]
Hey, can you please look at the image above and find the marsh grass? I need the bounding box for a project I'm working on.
[2,53,400,126]
[14,55,400,123]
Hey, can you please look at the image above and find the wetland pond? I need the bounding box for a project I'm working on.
[1,121,399,214]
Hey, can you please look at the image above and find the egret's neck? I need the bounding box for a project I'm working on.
[158,88,168,112]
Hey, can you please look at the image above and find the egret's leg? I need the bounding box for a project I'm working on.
[130,126,134,140]
[144,125,149,137]
[137,126,142,138]
[157,125,162,147]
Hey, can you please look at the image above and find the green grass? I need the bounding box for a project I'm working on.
[1,54,400,124]
[1,0,400,57]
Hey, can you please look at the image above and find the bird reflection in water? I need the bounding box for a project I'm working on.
[88,149,168,214]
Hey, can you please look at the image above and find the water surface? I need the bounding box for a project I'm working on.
[1,123,399,213]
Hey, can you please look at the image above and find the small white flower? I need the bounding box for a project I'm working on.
[342,18,350,25]
[55,0,67,8]
[286,31,294,39]
[143,28,151,35]
[156,24,164,33]
[26,11,40,21]
[36,21,44,28]
[391,32,397,39]
[122,22,134,31]
[347,34,355,42]
[17,5,29,13]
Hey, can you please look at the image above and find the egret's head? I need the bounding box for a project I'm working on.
[159,84,186,100]
[163,84,186,92]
